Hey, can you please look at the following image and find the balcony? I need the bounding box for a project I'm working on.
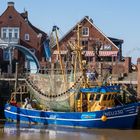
[0,38,19,45]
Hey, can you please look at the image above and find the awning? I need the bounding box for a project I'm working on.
[53,50,68,54]
[99,51,118,56]
[53,50,118,56]
[85,51,94,56]
[85,51,118,57]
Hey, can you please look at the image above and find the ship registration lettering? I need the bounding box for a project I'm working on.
[104,110,124,117]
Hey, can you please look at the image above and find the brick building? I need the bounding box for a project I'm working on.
[52,16,131,78]
[0,2,132,77]
[0,2,47,73]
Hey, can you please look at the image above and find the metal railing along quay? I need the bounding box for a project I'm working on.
[0,71,138,85]
[0,73,26,81]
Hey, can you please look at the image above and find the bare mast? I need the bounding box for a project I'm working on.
[52,26,66,84]
[76,24,88,87]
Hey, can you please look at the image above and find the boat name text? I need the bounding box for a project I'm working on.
[104,110,124,116]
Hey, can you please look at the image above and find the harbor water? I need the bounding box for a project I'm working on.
[0,122,140,140]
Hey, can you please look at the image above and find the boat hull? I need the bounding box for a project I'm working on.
[4,103,139,129]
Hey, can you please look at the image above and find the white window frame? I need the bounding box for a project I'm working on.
[82,27,89,36]
[24,33,30,41]
[14,28,19,39]
[2,28,7,38]
[1,27,19,39]
[104,45,112,50]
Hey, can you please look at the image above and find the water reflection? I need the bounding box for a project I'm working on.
[0,121,140,140]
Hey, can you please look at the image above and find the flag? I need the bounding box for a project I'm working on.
[43,39,51,62]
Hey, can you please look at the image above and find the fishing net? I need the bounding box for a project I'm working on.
[26,71,83,111]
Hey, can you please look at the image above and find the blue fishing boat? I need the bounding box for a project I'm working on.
[4,102,140,129]
[4,85,140,129]
[4,26,140,129]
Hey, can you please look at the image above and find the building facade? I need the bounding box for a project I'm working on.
[0,3,132,77]
[0,2,47,73]
[52,16,131,78]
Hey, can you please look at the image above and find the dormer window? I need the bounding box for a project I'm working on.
[82,27,89,36]
[24,33,30,41]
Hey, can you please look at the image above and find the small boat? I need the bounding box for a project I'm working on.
[4,85,140,129]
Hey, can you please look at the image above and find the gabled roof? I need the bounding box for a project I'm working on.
[108,37,123,44]
[20,12,47,37]
[0,2,47,38]
[28,21,47,37]
[57,16,120,50]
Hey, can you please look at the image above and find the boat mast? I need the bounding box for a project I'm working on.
[76,24,88,87]
[52,26,66,84]
[74,53,78,81]
[77,24,83,71]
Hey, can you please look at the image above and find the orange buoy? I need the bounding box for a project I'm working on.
[101,115,107,122]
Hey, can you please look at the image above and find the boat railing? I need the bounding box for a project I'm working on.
[37,68,74,75]
[0,72,27,80]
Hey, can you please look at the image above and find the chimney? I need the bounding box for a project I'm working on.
[85,16,89,19]
[90,18,93,23]
[8,2,14,7]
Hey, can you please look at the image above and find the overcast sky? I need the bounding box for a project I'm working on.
[0,0,140,63]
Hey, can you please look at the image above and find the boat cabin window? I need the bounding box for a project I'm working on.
[82,94,87,100]
[108,94,112,100]
[111,94,115,100]
[89,94,95,101]
[95,94,101,101]
[76,93,81,100]
[103,94,108,101]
